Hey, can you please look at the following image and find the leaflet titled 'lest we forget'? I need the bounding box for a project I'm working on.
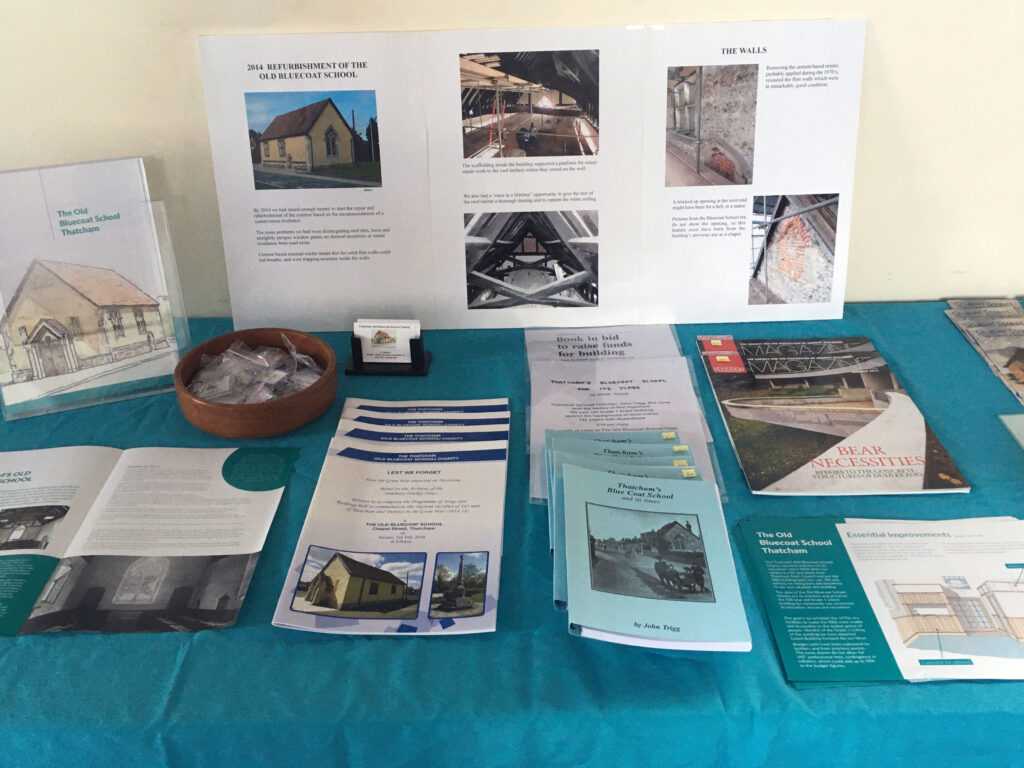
[274,399,510,635]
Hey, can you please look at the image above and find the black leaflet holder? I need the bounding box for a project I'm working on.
[345,334,431,376]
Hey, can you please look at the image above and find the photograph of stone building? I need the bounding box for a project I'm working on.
[465,210,598,309]
[749,194,838,305]
[586,504,715,603]
[291,546,424,619]
[1,259,174,405]
[665,64,757,187]
[0,505,68,551]
[21,553,260,633]
[460,50,599,158]
[245,91,382,189]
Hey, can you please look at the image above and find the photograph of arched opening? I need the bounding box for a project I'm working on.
[665,64,757,187]
[749,194,838,305]
[460,50,599,159]
[465,210,598,309]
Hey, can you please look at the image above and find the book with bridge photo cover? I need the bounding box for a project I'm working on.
[697,336,968,495]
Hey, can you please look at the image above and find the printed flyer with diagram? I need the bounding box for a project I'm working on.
[699,335,969,495]
[0,446,296,635]
[274,398,510,635]
[561,465,749,650]
[199,19,864,330]
[738,516,1024,684]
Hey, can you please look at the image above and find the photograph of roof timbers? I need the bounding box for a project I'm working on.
[465,210,598,309]
[460,50,599,159]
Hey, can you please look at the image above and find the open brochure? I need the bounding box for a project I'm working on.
[274,398,510,635]
[738,516,1024,685]
[199,19,864,330]
[0,446,296,634]
[560,465,749,651]
[698,335,969,495]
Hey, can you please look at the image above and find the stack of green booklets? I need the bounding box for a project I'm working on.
[738,515,1024,685]
[545,429,750,651]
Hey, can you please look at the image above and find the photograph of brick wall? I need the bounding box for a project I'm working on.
[665,64,757,187]
[749,194,839,305]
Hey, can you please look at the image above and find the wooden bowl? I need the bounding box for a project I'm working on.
[174,328,337,438]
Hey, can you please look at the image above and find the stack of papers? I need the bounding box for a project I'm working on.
[546,436,750,651]
[738,515,1024,685]
[273,398,510,635]
[945,299,1024,406]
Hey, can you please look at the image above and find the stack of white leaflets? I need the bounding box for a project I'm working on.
[525,325,718,504]
[273,398,510,635]
[945,299,1024,405]
[545,434,750,651]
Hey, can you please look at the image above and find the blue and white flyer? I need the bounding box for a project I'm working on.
[274,399,510,635]
[562,465,749,650]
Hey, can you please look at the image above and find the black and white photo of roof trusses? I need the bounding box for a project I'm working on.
[465,210,598,309]
[460,50,599,159]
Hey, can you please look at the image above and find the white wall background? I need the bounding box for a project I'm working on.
[3,1,1020,317]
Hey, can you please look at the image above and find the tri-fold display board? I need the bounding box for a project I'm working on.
[199,19,865,330]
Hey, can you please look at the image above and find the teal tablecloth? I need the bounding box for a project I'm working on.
[1,303,1022,767]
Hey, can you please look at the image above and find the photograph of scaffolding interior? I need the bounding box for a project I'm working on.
[460,50,599,159]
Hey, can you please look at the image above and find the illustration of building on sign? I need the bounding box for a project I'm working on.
[877,579,1024,646]
[304,552,407,610]
[1,260,169,383]
[259,98,355,172]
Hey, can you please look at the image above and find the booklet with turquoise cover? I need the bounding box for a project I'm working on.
[562,465,750,650]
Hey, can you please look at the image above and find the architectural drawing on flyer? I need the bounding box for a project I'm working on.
[749,194,838,305]
[429,551,488,618]
[22,553,260,633]
[291,546,425,620]
[665,64,757,187]
[585,502,715,603]
[460,50,599,159]
[877,576,1024,659]
[0,505,68,552]
[465,210,598,309]
[245,91,382,189]
[1,260,176,406]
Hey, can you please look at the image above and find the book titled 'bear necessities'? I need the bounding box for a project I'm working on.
[698,336,968,495]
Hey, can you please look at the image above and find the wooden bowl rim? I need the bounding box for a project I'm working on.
[174,327,337,409]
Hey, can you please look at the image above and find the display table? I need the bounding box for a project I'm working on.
[2,303,1022,767]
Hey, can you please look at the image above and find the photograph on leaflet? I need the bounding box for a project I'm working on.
[460,50,599,159]
[585,503,715,603]
[290,545,425,620]
[749,194,839,305]
[465,210,598,309]
[665,64,757,187]
[245,90,382,190]
[429,551,489,619]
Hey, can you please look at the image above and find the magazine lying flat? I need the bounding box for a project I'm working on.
[1002,414,1024,451]
[698,335,969,495]
[945,299,1024,406]
[738,515,1024,685]
[0,446,296,635]
[561,465,749,651]
[274,398,510,635]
